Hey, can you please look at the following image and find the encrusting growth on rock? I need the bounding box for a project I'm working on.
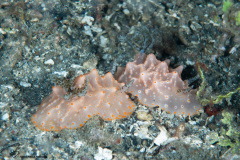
[32,53,202,131]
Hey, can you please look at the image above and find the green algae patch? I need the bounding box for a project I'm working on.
[218,110,240,154]
[197,67,240,106]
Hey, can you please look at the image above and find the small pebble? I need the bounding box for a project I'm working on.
[137,111,153,121]
[94,147,112,160]
[2,113,9,121]
[75,141,84,149]
[123,9,130,15]
[44,59,54,65]
[20,81,31,87]
[81,16,94,26]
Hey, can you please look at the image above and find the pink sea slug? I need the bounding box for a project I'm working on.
[115,53,202,116]
[31,69,135,131]
[32,53,202,131]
